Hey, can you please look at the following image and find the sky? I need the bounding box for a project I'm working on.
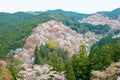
[0,0,120,14]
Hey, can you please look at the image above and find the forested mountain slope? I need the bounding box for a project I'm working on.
[99,8,120,19]
[17,20,100,66]
[46,9,89,20]
[0,8,120,58]
[0,12,78,57]
[0,10,101,57]
[80,13,120,29]
[0,8,120,80]
[0,12,33,27]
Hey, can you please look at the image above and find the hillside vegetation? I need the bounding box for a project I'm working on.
[0,11,110,57]
[99,8,120,19]
[0,8,120,80]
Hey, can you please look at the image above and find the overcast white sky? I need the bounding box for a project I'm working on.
[0,0,120,14]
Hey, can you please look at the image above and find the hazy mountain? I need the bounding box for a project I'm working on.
[46,9,89,20]
[98,8,120,19]
[0,12,33,26]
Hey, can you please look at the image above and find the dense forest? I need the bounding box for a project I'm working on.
[99,8,120,19]
[0,9,120,80]
[1,36,119,80]
[0,11,112,57]
[33,36,120,80]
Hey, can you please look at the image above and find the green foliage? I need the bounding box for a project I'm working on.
[101,44,113,66]
[34,47,43,65]
[113,29,120,35]
[0,11,112,58]
[7,55,23,80]
[99,8,120,19]
[113,41,120,61]
[71,23,110,34]
[71,45,90,80]
[0,11,81,58]
[90,36,120,70]
[55,48,68,62]
[0,60,14,80]
[90,44,113,70]
[34,44,91,79]
[65,61,76,80]
[0,13,53,57]
[89,46,101,70]
[91,36,120,51]
[34,44,49,65]
[1,9,120,79]
[49,53,64,71]
[0,12,33,27]
[34,44,68,72]
[48,40,57,51]
[47,9,89,20]
[79,44,87,57]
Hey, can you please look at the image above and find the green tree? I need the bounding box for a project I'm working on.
[114,41,120,61]
[34,47,43,65]
[89,46,102,70]
[49,53,64,71]
[79,44,87,57]
[55,48,68,62]
[71,45,90,80]
[7,55,23,80]
[0,60,14,80]
[39,44,50,61]
[90,44,113,70]
[101,44,113,67]
[48,40,57,52]
[65,61,76,80]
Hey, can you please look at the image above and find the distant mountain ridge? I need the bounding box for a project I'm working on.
[0,12,33,26]
[46,9,89,20]
[0,8,120,25]
[0,8,120,57]
[98,8,120,19]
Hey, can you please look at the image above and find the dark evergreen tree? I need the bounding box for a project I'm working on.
[65,61,76,80]
[49,52,64,71]
[34,47,43,65]
[114,41,120,61]
[71,45,90,80]
[100,44,113,67]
